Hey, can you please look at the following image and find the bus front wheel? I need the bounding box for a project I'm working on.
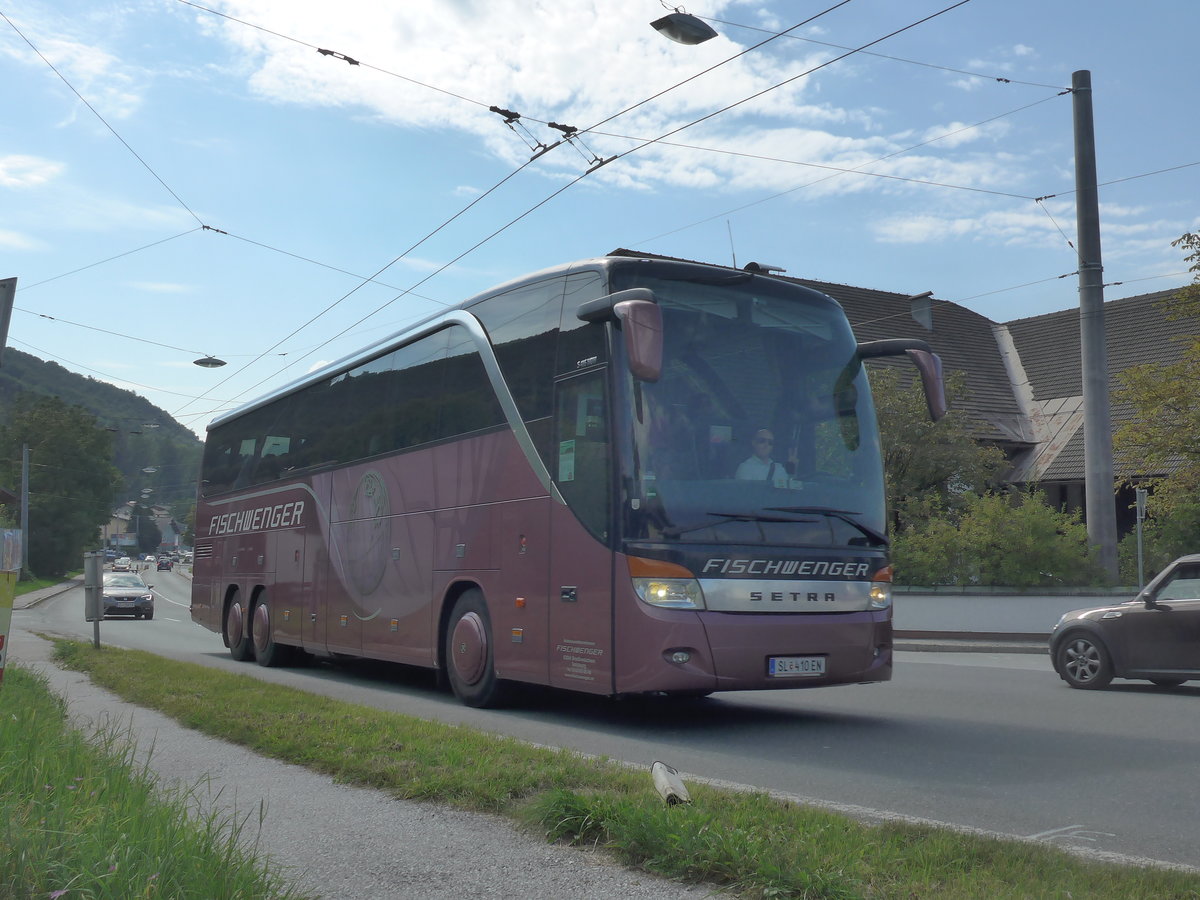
[224,594,254,662]
[444,589,507,708]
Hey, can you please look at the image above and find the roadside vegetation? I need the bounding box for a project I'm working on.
[0,666,311,900]
[30,639,1200,899]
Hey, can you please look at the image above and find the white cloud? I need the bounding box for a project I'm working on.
[0,154,64,188]
[0,229,42,251]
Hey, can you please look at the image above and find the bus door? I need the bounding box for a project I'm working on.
[548,370,615,693]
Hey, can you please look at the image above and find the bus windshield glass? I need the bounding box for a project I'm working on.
[614,271,886,549]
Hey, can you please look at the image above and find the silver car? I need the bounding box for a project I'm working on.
[1050,554,1200,689]
[102,572,155,620]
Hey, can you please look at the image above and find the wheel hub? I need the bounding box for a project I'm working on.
[450,611,487,685]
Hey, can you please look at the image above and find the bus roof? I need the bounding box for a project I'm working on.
[205,253,816,432]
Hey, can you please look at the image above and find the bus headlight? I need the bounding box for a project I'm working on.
[627,556,706,610]
[869,564,892,609]
[633,577,706,609]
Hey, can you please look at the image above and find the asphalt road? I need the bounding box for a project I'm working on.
[13,573,1200,876]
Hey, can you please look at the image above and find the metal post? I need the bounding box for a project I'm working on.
[1135,487,1147,588]
[83,550,103,648]
[20,444,29,576]
[1073,70,1118,580]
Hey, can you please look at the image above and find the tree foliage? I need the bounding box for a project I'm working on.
[1113,232,1200,523]
[869,365,1006,530]
[891,490,1108,587]
[0,394,122,577]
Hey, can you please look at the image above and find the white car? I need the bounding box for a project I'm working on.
[112,556,132,572]
[145,555,156,563]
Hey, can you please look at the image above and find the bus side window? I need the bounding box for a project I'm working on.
[555,371,610,540]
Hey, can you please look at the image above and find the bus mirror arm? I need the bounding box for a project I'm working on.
[855,339,947,421]
[576,288,663,382]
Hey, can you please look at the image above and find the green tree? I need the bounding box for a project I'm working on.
[0,394,121,577]
[1113,232,1200,525]
[129,503,163,554]
[891,490,1107,587]
[869,366,1006,530]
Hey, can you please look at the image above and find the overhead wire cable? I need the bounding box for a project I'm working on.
[636,86,1061,245]
[9,337,241,403]
[166,3,864,420]
[0,11,204,227]
[579,0,857,136]
[16,229,203,290]
[702,15,1069,90]
[13,308,213,357]
[204,0,980,412]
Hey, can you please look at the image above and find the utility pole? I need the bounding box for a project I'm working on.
[1073,70,1118,580]
[20,444,29,577]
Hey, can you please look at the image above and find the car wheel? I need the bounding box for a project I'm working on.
[224,593,254,661]
[1149,678,1186,687]
[144,608,154,621]
[251,593,292,667]
[1056,632,1113,690]
[444,589,508,708]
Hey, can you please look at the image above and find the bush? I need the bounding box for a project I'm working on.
[1117,499,1200,585]
[891,491,1109,588]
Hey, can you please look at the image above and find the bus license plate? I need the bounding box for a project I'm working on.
[768,656,825,677]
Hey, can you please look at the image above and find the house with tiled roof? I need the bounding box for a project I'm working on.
[609,249,1193,536]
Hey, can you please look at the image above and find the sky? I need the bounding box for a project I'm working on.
[2,0,1198,440]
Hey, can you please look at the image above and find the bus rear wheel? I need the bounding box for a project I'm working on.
[224,593,254,661]
[252,593,292,667]
[444,589,507,708]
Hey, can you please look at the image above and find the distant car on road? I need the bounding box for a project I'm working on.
[156,558,173,571]
[1050,553,1200,689]
[112,556,132,572]
[145,555,156,563]
[101,572,155,619]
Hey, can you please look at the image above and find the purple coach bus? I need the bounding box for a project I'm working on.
[191,254,944,707]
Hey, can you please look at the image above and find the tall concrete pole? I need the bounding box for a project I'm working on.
[20,444,30,575]
[1073,70,1118,580]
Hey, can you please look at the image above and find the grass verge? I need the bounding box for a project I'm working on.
[0,666,311,900]
[14,572,81,597]
[43,639,1200,899]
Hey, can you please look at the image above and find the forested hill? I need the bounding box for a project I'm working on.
[1,347,203,506]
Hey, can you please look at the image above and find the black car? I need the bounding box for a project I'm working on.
[1050,554,1200,689]
[156,558,173,571]
[101,572,155,619]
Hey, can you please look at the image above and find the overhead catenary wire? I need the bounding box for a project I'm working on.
[0,11,203,228]
[186,0,982,422]
[166,2,868,423]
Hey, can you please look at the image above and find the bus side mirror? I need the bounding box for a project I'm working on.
[577,288,663,382]
[856,339,947,421]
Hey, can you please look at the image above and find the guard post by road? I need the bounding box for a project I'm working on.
[0,529,21,686]
[83,549,104,649]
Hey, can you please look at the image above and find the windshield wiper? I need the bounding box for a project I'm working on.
[662,510,817,538]
[765,506,888,546]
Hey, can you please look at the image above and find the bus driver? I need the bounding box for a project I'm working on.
[735,428,789,487]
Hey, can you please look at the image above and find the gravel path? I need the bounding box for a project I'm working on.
[10,625,719,899]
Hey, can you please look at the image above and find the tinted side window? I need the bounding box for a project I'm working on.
[471,278,565,423]
[440,325,505,439]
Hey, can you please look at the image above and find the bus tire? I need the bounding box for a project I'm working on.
[224,593,254,662]
[252,592,292,668]
[444,589,507,708]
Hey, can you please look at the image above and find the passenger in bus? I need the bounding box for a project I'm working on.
[735,429,789,487]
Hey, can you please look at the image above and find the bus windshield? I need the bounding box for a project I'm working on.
[614,272,886,549]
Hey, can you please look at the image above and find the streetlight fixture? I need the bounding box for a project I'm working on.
[651,8,718,45]
[194,355,226,368]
